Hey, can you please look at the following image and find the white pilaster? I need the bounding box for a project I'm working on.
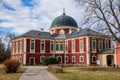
[86,37,90,66]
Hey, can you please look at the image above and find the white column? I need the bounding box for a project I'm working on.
[86,37,90,66]
[114,42,117,65]
[23,38,26,65]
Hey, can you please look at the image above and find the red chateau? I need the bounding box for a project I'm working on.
[11,12,113,66]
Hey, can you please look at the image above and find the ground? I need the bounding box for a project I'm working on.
[0,64,26,80]
[51,66,120,80]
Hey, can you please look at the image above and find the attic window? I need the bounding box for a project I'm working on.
[38,33,41,35]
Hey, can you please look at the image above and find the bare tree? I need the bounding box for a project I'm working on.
[75,0,120,43]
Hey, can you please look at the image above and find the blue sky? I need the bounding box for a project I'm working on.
[0,0,85,35]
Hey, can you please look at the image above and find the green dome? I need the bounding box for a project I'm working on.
[50,13,78,28]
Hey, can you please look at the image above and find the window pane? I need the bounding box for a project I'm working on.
[56,44,59,51]
[72,42,75,50]
[92,40,96,49]
[41,43,44,50]
[65,44,68,50]
[92,56,96,61]
[31,42,34,50]
[51,44,54,50]
[60,44,63,51]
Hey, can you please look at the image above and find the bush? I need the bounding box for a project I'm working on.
[48,65,63,73]
[3,59,21,73]
[41,57,60,66]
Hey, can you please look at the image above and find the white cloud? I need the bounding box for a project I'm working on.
[0,0,85,34]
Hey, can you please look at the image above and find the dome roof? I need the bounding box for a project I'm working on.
[50,13,78,28]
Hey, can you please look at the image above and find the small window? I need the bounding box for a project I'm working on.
[40,56,45,62]
[56,44,59,51]
[41,43,44,50]
[92,40,96,50]
[19,57,22,61]
[50,43,54,51]
[65,56,68,62]
[92,56,96,62]
[30,40,35,51]
[105,40,109,49]
[60,43,63,51]
[20,41,22,52]
[99,40,103,50]
[16,42,18,52]
[80,40,83,51]
[72,41,75,51]
[80,56,84,62]
[57,56,62,63]
[72,56,76,62]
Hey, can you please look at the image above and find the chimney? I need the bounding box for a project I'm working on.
[40,28,44,32]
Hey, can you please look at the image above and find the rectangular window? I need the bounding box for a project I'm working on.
[80,40,83,51]
[56,44,59,51]
[105,40,109,49]
[80,56,84,62]
[57,56,62,63]
[50,43,54,51]
[92,56,96,62]
[60,43,63,51]
[41,43,44,50]
[20,41,22,52]
[12,43,15,53]
[56,43,63,51]
[99,40,103,50]
[72,56,76,62]
[92,40,96,50]
[72,41,75,51]
[16,42,18,53]
[65,43,68,50]
[65,56,68,62]
[40,56,45,62]
[30,40,35,51]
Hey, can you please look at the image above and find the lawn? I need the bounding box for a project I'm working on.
[0,64,26,80]
[51,66,120,80]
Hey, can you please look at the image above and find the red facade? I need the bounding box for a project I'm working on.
[115,42,120,67]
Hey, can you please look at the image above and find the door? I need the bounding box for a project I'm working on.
[30,58,34,65]
[107,55,114,66]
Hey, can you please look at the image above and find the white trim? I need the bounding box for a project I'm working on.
[72,56,76,62]
[80,39,84,52]
[72,40,75,52]
[65,41,68,53]
[114,42,117,65]
[30,40,35,53]
[79,56,84,62]
[92,39,96,52]
[86,37,90,65]
[41,40,45,53]
[99,40,103,51]
[23,54,26,65]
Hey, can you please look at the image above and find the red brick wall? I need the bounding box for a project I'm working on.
[115,42,120,67]
[75,39,79,52]
[55,28,69,34]
[35,40,40,53]
[68,40,72,53]
[45,40,50,53]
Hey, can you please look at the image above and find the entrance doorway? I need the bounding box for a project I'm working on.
[107,55,114,66]
[29,58,35,65]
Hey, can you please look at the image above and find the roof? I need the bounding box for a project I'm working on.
[66,28,108,38]
[50,13,78,28]
[15,28,109,40]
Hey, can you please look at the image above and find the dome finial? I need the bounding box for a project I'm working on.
[63,8,66,15]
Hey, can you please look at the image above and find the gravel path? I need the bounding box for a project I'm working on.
[18,66,58,80]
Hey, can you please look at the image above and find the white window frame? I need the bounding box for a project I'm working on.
[40,56,45,62]
[57,56,62,63]
[80,40,83,52]
[30,40,35,53]
[92,40,96,51]
[99,40,103,51]
[65,41,68,53]
[92,56,97,62]
[20,41,22,53]
[79,56,84,62]
[72,56,76,62]
[50,41,54,52]
[72,40,75,52]
[65,56,68,62]
[105,40,109,49]
[41,40,45,53]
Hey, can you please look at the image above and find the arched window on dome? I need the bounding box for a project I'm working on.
[60,29,65,34]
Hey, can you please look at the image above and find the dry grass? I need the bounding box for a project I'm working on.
[51,66,120,80]
[0,64,26,80]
